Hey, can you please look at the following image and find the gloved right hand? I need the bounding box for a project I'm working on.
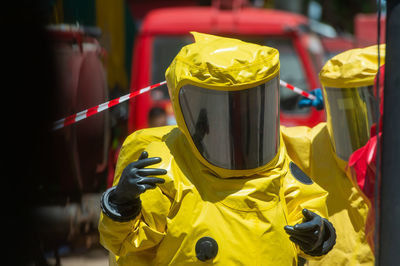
[298,88,324,110]
[101,151,167,222]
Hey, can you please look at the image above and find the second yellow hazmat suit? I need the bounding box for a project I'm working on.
[99,32,335,265]
[282,44,385,265]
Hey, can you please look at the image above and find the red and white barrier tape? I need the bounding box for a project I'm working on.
[52,81,166,131]
[279,80,316,101]
[52,79,315,131]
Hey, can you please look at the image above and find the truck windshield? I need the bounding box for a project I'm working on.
[151,35,309,114]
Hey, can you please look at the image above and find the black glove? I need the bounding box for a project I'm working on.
[284,209,336,256]
[101,151,167,222]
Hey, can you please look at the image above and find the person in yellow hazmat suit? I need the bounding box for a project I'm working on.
[282,44,385,265]
[98,32,336,265]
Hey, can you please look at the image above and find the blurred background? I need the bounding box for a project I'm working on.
[3,0,385,265]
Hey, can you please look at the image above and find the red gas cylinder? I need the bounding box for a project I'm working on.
[48,24,110,197]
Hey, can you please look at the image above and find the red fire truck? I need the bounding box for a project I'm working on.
[127,2,327,133]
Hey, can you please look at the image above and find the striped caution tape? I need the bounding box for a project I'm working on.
[53,80,315,131]
[52,81,166,131]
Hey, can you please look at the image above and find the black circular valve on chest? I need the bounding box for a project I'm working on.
[195,236,218,262]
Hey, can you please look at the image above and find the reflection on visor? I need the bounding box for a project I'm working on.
[324,85,376,161]
[179,77,280,170]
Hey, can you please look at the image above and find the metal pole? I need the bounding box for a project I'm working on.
[379,0,400,264]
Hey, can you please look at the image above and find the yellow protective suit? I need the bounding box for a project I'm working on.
[99,125,330,265]
[99,32,333,265]
[165,31,281,178]
[319,44,385,89]
[319,44,385,162]
[281,123,374,266]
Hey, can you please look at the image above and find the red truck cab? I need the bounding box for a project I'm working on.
[128,5,326,133]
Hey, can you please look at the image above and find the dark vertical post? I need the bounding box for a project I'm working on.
[379,0,400,264]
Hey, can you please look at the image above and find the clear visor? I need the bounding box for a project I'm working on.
[323,85,376,161]
[179,76,280,170]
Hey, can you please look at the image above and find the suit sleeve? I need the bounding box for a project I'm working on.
[98,130,172,257]
[281,161,329,259]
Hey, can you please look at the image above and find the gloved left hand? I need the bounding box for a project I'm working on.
[284,209,336,256]
[298,88,324,110]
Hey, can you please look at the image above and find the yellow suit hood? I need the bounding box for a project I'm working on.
[165,32,281,178]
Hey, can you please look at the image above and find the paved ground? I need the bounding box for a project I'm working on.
[46,246,109,266]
